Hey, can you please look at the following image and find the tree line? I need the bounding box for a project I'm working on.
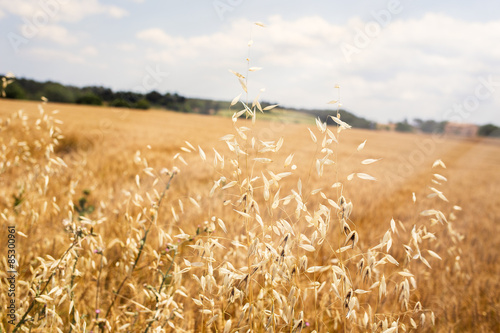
[1,76,228,114]
[392,118,500,137]
[1,74,499,136]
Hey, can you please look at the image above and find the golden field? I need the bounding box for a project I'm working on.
[1,99,499,332]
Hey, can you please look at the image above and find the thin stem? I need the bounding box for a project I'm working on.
[102,228,150,320]
[13,242,77,333]
[95,253,103,320]
[67,253,80,333]
[143,248,178,333]
[335,85,342,198]
[102,173,175,329]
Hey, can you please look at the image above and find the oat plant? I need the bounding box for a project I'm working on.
[172,23,463,332]
[0,24,465,333]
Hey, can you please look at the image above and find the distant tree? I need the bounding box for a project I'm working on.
[160,92,188,111]
[305,109,373,129]
[110,98,130,108]
[87,86,115,102]
[413,118,423,128]
[413,118,446,133]
[43,82,75,103]
[198,99,214,114]
[13,77,45,99]
[134,99,150,110]
[115,91,142,104]
[162,92,174,104]
[76,93,102,105]
[0,76,194,113]
[478,124,500,137]
[212,101,222,114]
[173,93,186,103]
[145,90,163,104]
[395,121,413,132]
[4,81,26,99]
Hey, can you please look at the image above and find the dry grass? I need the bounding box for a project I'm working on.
[1,98,499,332]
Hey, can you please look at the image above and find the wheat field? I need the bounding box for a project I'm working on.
[1,98,499,332]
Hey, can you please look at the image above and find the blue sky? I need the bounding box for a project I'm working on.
[1,0,499,125]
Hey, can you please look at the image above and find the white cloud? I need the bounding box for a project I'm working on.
[0,0,32,17]
[0,0,128,22]
[37,24,77,45]
[106,5,128,19]
[134,13,500,124]
[28,47,86,64]
[81,45,98,56]
[115,42,136,51]
[136,28,173,45]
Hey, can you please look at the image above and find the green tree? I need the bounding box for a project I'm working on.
[146,90,163,104]
[4,82,26,99]
[87,86,115,102]
[134,99,150,110]
[413,118,446,133]
[76,93,102,105]
[110,98,131,108]
[395,120,413,132]
[11,77,45,100]
[478,124,500,137]
[43,82,75,103]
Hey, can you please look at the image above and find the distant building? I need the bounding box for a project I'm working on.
[444,122,479,137]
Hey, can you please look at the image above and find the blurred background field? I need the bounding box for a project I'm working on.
[1,99,499,331]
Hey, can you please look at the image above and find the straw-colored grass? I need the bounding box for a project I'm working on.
[1,97,499,332]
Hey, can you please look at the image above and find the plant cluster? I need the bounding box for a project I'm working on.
[0,27,465,332]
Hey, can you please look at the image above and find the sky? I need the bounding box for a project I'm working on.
[1,0,499,125]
